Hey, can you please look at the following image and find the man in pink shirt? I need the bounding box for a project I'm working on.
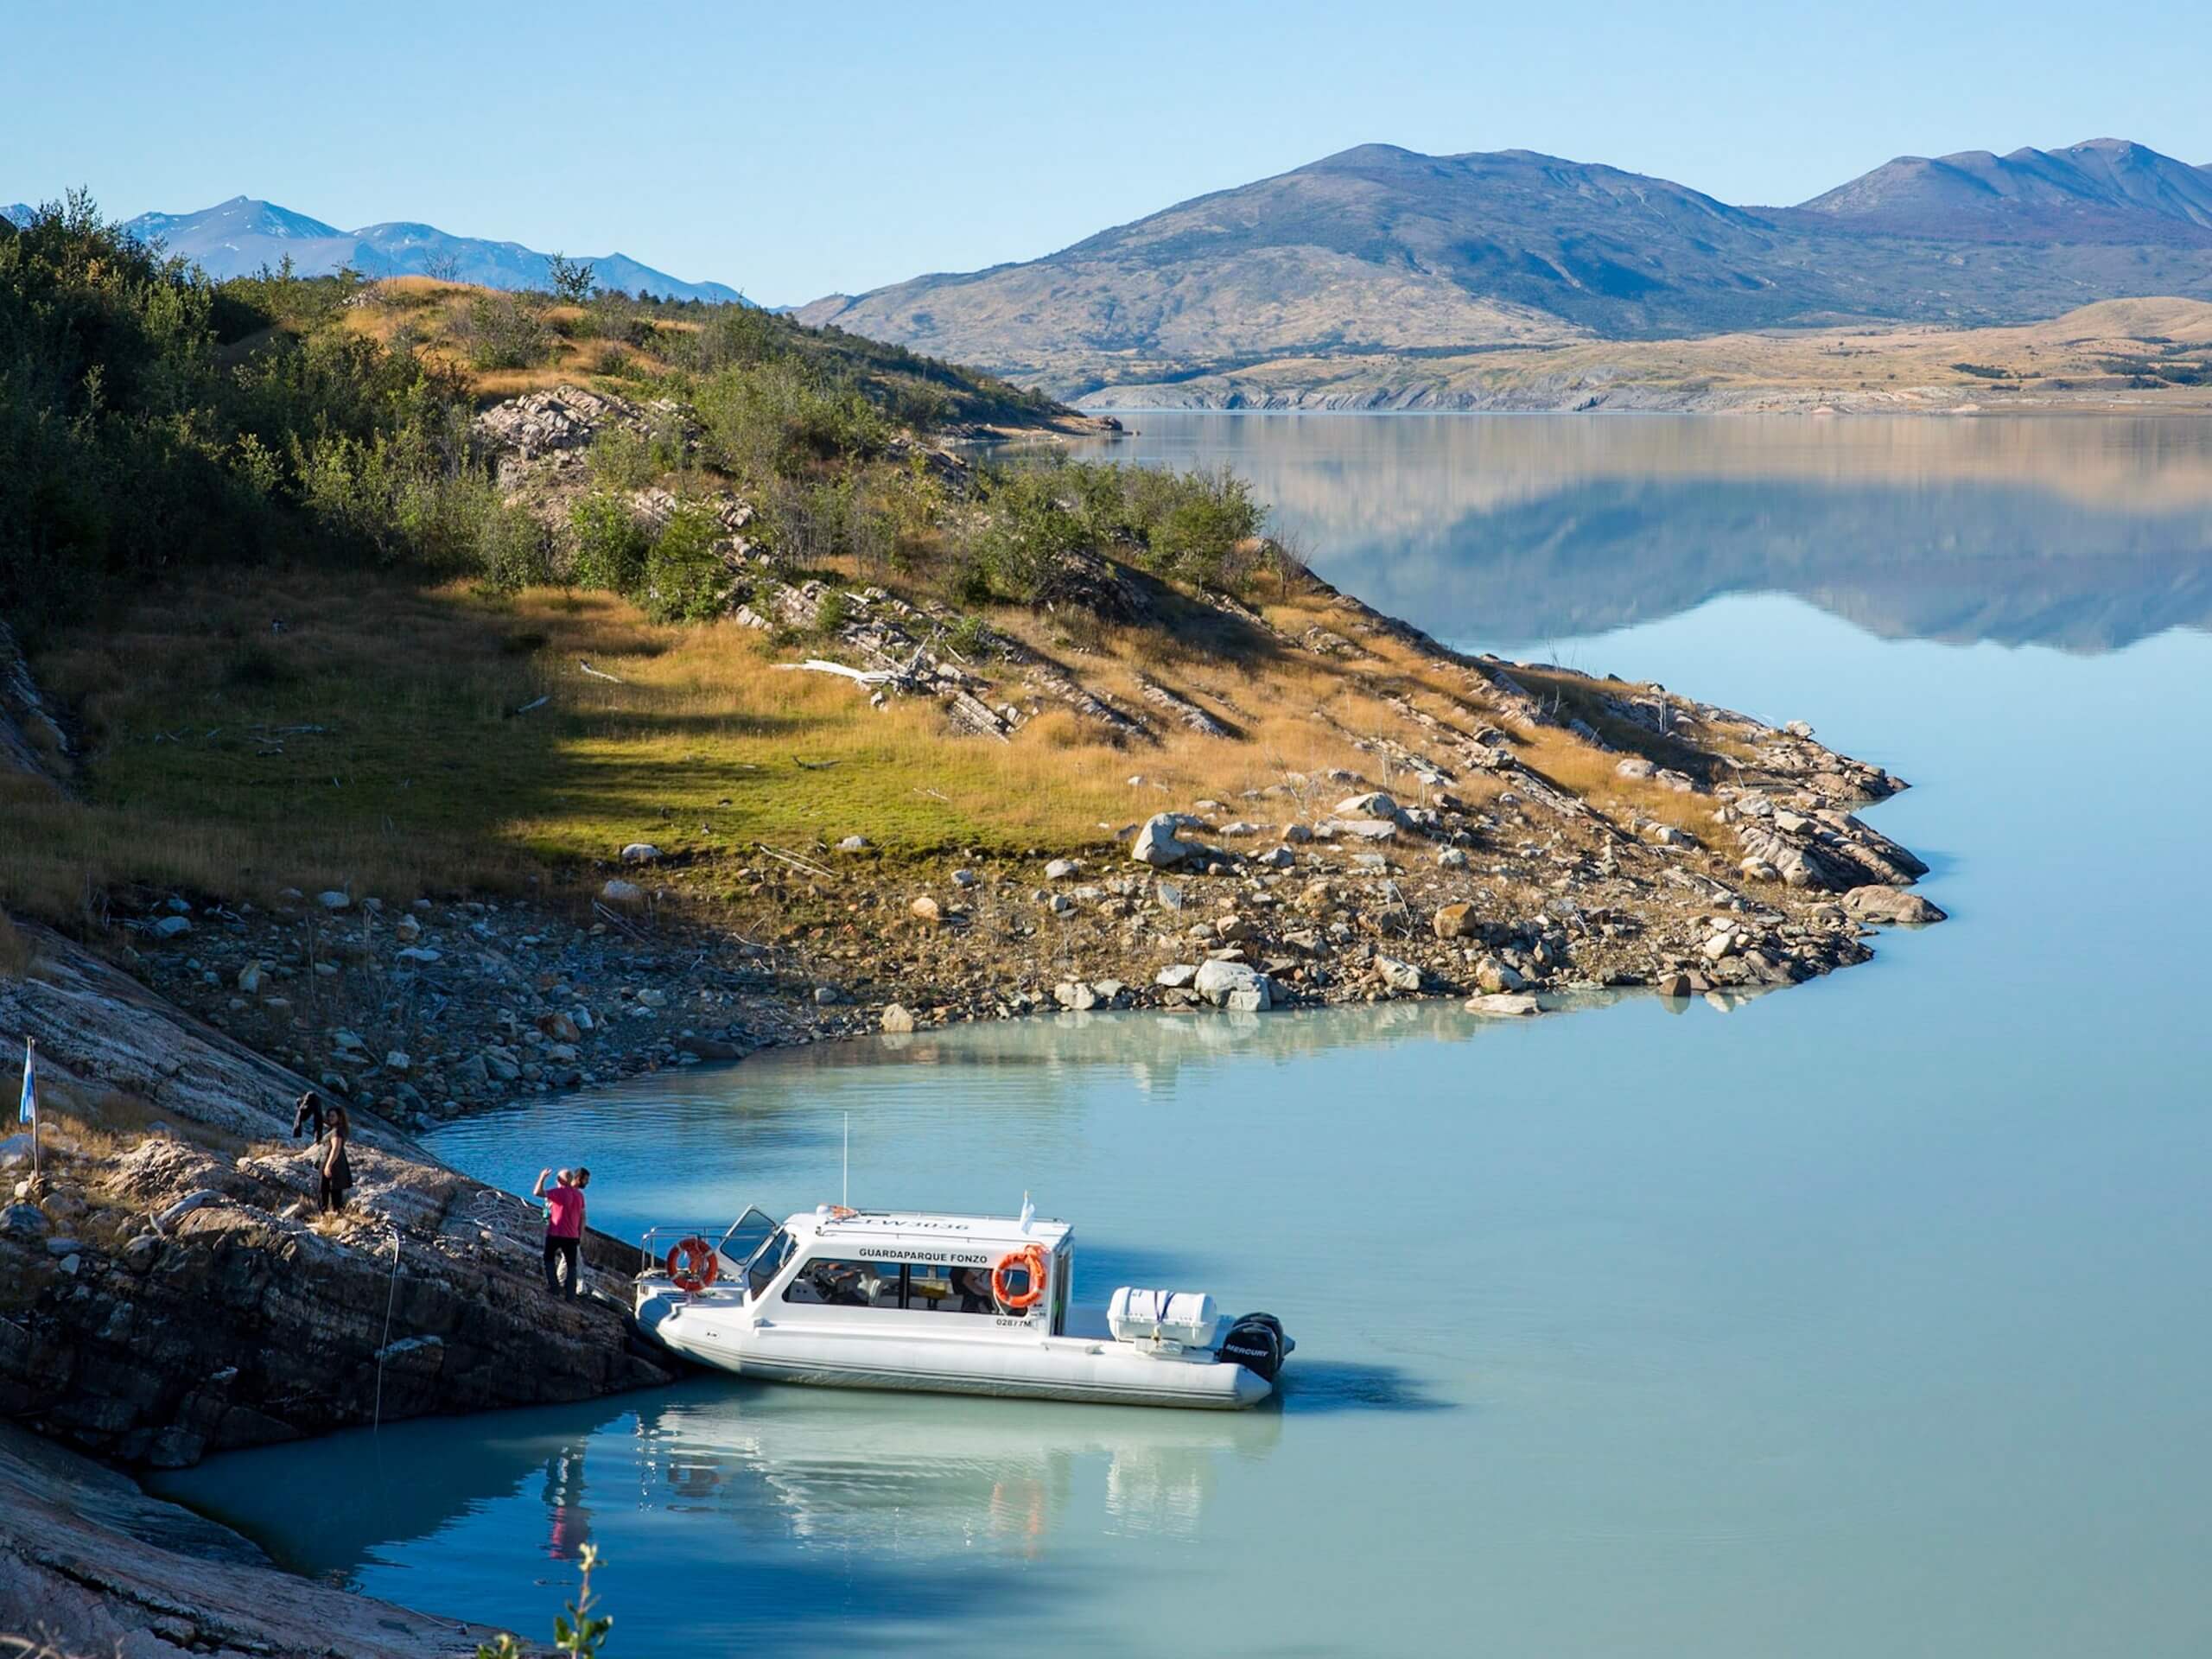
[533,1166,591,1298]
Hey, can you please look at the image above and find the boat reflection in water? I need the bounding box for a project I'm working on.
[150,1375,1283,1637]
[639,1381,1281,1554]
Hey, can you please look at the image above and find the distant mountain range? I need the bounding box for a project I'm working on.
[1788,138,2212,242]
[1,195,741,303]
[791,137,2212,400]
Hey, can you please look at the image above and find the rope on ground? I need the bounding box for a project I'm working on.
[372,1224,401,1432]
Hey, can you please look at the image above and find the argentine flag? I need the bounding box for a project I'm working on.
[16,1039,32,1125]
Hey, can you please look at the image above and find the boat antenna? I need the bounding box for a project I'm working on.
[842,1112,849,1209]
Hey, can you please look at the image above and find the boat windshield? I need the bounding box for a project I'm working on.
[744,1227,798,1299]
[718,1208,779,1273]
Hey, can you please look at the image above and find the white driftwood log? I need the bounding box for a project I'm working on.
[774,659,898,686]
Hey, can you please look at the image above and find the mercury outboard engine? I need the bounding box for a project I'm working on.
[1217,1312,1290,1383]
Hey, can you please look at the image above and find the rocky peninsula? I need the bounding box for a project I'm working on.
[0,384,1944,1656]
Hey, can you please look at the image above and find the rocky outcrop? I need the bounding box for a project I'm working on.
[1,1131,669,1468]
[0,1420,496,1657]
[0,923,672,1469]
[0,618,70,790]
[470,383,691,473]
[1726,792,1930,893]
[0,920,398,1148]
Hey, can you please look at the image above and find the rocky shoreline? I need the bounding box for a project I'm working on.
[0,446,1947,1654]
[0,918,671,1655]
[95,670,1939,1135]
[1078,379,2212,417]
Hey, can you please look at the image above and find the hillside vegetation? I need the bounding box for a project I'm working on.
[1,193,1785,943]
[0,192,1071,632]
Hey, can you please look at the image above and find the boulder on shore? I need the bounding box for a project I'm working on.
[1842,886,1948,925]
[1465,992,1541,1017]
[1375,956,1423,993]
[1131,813,1200,868]
[1432,901,1478,940]
[1192,958,1274,1011]
[1474,957,1527,995]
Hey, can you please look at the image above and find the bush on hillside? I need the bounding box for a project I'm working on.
[0,193,502,625]
[455,292,556,371]
[568,493,651,593]
[476,503,553,592]
[545,252,596,305]
[695,357,887,482]
[969,467,1083,600]
[981,458,1269,594]
[1144,465,1265,588]
[639,503,727,621]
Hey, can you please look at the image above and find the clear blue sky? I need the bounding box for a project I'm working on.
[9,0,2209,306]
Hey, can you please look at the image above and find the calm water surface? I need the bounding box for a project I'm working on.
[155,416,2212,1656]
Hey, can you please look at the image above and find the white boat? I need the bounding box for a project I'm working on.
[632,1205,1292,1410]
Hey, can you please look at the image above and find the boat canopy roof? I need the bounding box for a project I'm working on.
[782,1206,1073,1251]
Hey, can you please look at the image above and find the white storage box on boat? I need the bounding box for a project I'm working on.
[1108,1287,1220,1346]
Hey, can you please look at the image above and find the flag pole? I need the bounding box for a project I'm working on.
[23,1037,36,1181]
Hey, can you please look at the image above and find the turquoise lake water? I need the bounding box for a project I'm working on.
[152,415,2212,1656]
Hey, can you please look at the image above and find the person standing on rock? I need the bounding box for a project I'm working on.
[319,1103,353,1213]
[535,1166,590,1298]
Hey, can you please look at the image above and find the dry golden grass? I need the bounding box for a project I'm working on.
[345,278,677,399]
[7,543,1712,931]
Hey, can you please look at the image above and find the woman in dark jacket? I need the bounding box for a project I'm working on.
[320,1103,353,1213]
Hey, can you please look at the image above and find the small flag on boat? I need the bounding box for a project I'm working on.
[1018,1192,1034,1234]
[16,1038,33,1124]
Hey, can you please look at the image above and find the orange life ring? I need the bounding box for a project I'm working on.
[665,1236,719,1294]
[991,1243,1048,1313]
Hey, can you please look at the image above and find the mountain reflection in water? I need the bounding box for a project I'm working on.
[1064,412,2212,652]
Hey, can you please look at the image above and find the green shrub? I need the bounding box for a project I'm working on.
[640,504,727,621]
[222,254,365,329]
[944,613,993,660]
[694,357,887,482]
[661,302,785,374]
[1148,466,1263,589]
[890,378,951,430]
[458,293,555,371]
[545,252,596,305]
[569,493,650,593]
[394,466,504,576]
[971,467,1082,599]
[578,294,652,346]
[587,423,655,490]
[476,505,552,592]
[587,410,691,487]
[814,588,851,634]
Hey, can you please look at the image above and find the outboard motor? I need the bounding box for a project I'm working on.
[1217,1312,1290,1383]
